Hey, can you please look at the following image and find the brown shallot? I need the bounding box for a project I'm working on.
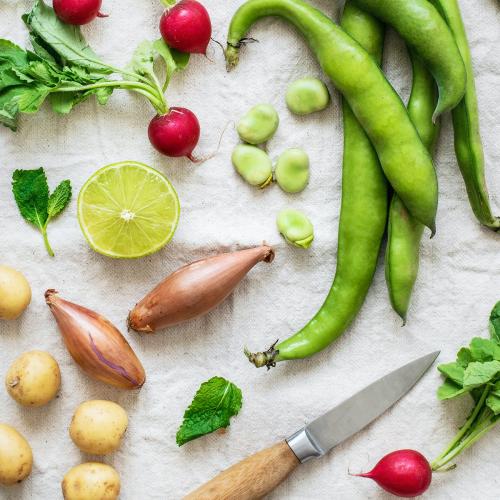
[128,245,275,333]
[45,290,145,390]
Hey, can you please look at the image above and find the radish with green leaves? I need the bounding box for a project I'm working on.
[53,0,107,25]
[1,1,204,159]
[160,0,212,55]
[355,301,500,497]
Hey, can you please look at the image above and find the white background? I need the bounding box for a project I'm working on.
[0,0,499,498]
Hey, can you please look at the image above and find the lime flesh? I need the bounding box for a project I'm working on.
[78,161,180,259]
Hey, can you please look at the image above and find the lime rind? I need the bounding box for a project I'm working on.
[77,161,180,259]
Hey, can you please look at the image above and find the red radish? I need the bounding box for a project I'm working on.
[159,0,212,55]
[354,450,432,498]
[148,107,201,160]
[53,0,107,25]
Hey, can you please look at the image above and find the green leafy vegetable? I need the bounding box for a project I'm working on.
[176,376,243,446]
[490,302,500,343]
[12,168,72,256]
[0,0,190,130]
[432,301,500,471]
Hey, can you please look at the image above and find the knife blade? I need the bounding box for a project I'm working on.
[185,351,439,500]
[287,350,440,462]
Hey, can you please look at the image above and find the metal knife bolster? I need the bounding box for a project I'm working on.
[286,428,324,463]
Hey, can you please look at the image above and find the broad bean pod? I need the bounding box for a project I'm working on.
[385,52,440,323]
[430,0,499,230]
[244,1,388,366]
[226,0,438,232]
[351,0,466,119]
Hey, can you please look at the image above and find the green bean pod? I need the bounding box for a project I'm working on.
[226,0,438,233]
[430,0,499,230]
[244,2,388,367]
[351,0,466,119]
[385,52,440,323]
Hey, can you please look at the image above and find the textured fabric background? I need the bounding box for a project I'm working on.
[0,0,499,498]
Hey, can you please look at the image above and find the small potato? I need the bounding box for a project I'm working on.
[0,265,31,320]
[0,424,33,486]
[62,462,120,500]
[70,400,128,455]
[6,351,61,407]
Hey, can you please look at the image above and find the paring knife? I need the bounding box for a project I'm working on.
[184,351,439,500]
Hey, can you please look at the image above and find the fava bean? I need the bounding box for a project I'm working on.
[352,0,466,119]
[286,77,330,115]
[385,52,440,323]
[227,0,438,232]
[275,148,310,193]
[277,208,314,249]
[244,1,387,366]
[236,104,279,145]
[232,144,273,188]
[430,0,499,230]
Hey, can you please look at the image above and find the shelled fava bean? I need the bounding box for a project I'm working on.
[286,77,330,115]
[275,148,310,193]
[232,144,273,188]
[236,104,279,144]
[277,208,314,249]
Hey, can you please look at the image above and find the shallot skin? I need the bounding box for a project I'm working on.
[128,245,274,333]
[45,290,145,390]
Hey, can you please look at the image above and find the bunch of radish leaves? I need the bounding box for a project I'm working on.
[0,0,188,131]
[432,301,500,470]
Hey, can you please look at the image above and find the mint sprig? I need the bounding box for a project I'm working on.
[176,377,243,446]
[12,168,71,257]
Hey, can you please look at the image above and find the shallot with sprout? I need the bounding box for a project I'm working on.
[45,290,145,390]
[128,245,274,333]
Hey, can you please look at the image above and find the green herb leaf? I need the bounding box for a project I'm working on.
[463,360,500,389]
[48,180,71,217]
[456,347,473,368]
[12,168,49,229]
[152,39,190,91]
[469,337,500,362]
[127,40,157,81]
[486,393,500,415]
[23,0,111,73]
[12,168,71,256]
[437,362,464,386]
[489,301,500,343]
[437,379,468,400]
[176,377,243,446]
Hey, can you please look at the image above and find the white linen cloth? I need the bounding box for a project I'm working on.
[0,0,499,498]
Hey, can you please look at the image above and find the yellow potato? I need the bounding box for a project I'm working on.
[62,462,120,500]
[0,265,31,320]
[5,351,61,407]
[70,400,128,455]
[0,424,33,486]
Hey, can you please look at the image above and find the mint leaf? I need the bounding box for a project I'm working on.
[463,360,500,389]
[12,168,71,256]
[12,168,49,228]
[48,180,71,217]
[176,377,243,446]
[437,362,464,386]
[490,302,500,343]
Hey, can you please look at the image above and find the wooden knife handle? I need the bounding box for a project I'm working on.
[184,441,300,500]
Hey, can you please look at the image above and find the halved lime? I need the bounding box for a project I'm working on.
[78,161,180,259]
